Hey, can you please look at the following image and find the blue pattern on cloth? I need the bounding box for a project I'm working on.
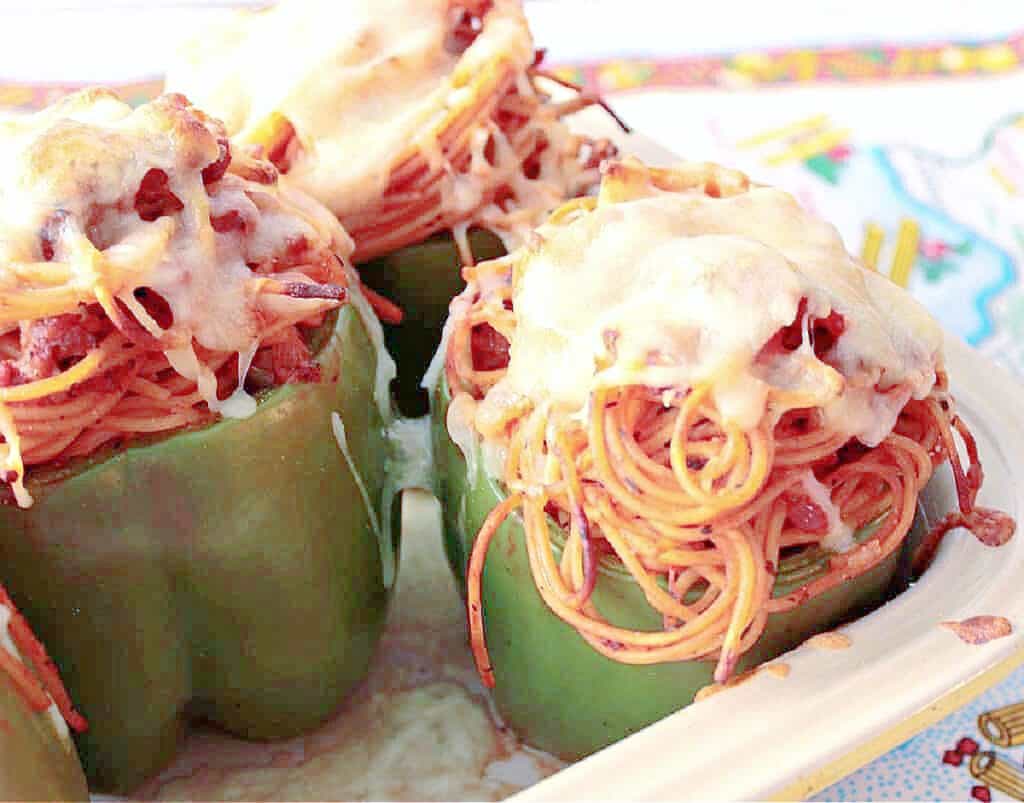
[818,665,1024,801]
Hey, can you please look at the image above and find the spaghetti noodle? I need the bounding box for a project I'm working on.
[441,158,1015,687]
[167,0,618,262]
[0,583,86,739]
[0,90,363,507]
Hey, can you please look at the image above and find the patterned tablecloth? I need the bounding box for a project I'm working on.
[4,4,1024,800]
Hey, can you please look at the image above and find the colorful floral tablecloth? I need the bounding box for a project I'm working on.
[3,4,1024,800]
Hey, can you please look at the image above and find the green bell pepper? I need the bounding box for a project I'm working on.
[0,639,88,800]
[359,228,506,417]
[0,303,398,793]
[432,377,911,761]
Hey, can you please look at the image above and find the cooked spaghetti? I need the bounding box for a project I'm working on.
[0,90,368,508]
[0,583,86,739]
[167,0,618,262]
[440,158,1015,687]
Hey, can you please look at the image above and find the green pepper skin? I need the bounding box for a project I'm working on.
[0,306,395,793]
[0,665,88,800]
[432,379,905,761]
[360,229,505,417]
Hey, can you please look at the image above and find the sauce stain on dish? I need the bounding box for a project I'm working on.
[805,631,853,651]
[138,489,563,801]
[941,616,1013,645]
[694,662,791,703]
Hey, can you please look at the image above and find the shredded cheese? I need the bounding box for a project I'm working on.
[167,0,595,260]
[477,158,943,450]
[0,89,357,419]
[168,0,532,218]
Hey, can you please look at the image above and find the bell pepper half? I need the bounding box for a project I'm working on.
[0,303,398,793]
[359,228,506,417]
[431,376,912,761]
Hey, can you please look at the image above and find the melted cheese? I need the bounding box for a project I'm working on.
[167,0,536,222]
[447,391,483,483]
[331,411,384,545]
[479,159,943,448]
[337,256,397,421]
[0,89,359,417]
[800,473,855,552]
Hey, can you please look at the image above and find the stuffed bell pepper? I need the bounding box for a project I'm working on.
[0,90,399,792]
[431,158,1015,760]
[0,584,88,801]
[167,0,619,411]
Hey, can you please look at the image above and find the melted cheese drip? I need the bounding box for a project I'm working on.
[167,0,536,221]
[0,90,358,417]
[337,257,397,421]
[447,392,481,482]
[800,472,854,552]
[479,161,943,448]
[331,412,384,546]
